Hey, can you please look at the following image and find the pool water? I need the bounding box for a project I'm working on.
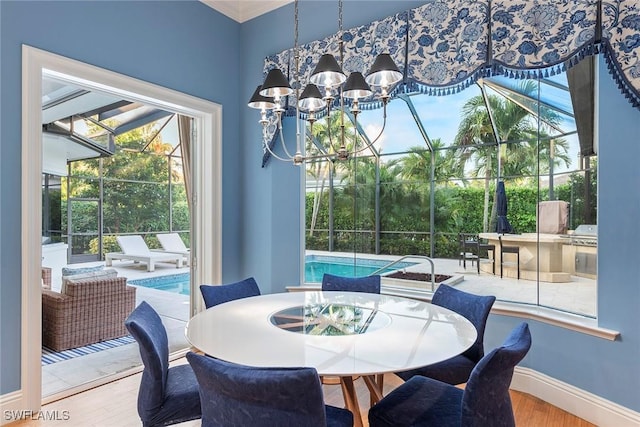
[129,256,417,294]
[129,273,190,295]
[304,255,417,283]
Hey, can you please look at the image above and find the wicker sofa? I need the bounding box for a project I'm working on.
[42,275,136,352]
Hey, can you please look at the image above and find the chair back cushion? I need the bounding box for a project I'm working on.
[186,352,328,427]
[125,301,170,422]
[61,265,104,277]
[199,277,260,309]
[461,322,532,427]
[61,268,118,294]
[432,284,495,362]
[321,273,381,294]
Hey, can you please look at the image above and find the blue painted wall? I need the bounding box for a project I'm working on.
[0,0,242,394]
[2,0,639,414]
[241,0,640,413]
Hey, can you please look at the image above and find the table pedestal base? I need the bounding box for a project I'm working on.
[337,374,385,427]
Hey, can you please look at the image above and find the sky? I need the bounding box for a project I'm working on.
[355,77,581,173]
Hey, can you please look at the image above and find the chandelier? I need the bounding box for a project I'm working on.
[248,0,403,165]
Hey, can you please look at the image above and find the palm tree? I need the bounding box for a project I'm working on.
[400,139,463,185]
[454,81,567,231]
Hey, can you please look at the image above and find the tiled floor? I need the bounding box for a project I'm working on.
[41,253,596,398]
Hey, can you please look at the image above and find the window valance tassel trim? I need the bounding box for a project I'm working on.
[405,69,486,98]
[259,0,640,167]
[602,41,640,110]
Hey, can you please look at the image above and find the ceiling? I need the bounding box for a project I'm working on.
[42,75,175,167]
[200,0,292,23]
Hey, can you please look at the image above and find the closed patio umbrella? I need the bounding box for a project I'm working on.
[496,181,513,234]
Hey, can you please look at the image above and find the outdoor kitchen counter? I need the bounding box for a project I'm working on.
[479,233,572,283]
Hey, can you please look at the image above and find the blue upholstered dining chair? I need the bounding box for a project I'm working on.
[186,352,354,427]
[369,322,532,427]
[199,277,260,309]
[321,273,381,294]
[395,284,496,385]
[125,301,201,427]
[321,272,382,394]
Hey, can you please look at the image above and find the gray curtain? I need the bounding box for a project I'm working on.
[177,115,192,212]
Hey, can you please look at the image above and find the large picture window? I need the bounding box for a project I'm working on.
[304,68,597,318]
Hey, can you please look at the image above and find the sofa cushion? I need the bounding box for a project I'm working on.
[61,268,118,294]
[61,265,104,276]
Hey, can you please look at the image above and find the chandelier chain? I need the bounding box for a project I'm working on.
[338,0,344,67]
[294,0,299,89]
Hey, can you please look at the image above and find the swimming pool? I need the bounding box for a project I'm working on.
[130,255,417,294]
[129,273,190,295]
[304,255,417,283]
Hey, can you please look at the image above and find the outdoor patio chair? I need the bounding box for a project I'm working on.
[156,233,190,266]
[369,322,532,427]
[125,301,201,427]
[106,235,183,272]
[186,351,353,427]
[42,271,136,351]
[476,238,496,275]
[458,233,479,269]
[395,284,495,385]
[499,235,520,279]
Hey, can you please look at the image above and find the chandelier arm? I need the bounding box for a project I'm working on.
[351,102,388,155]
[276,113,297,159]
[264,135,296,163]
[304,136,338,162]
[324,102,342,155]
[302,152,338,162]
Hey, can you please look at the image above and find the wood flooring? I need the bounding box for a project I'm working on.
[7,358,595,427]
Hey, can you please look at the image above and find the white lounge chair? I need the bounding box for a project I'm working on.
[106,235,183,272]
[156,233,190,266]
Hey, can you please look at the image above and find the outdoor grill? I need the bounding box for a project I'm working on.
[570,224,597,247]
[571,224,597,277]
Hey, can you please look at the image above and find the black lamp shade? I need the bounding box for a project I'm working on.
[260,68,293,97]
[248,85,276,110]
[342,72,373,99]
[310,54,347,87]
[298,84,325,112]
[365,53,403,87]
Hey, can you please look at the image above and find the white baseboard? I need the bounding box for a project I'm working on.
[512,367,640,427]
[0,390,23,426]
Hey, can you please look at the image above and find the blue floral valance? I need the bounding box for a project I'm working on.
[602,0,640,109]
[491,1,600,73]
[405,1,489,95]
[260,0,640,165]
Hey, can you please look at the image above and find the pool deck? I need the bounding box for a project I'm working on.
[42,252,595,399]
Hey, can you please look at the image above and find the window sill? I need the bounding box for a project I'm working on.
[286,284,620,341]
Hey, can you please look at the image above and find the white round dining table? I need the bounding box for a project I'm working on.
[186,291,477,426]
[186,290,476,376]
